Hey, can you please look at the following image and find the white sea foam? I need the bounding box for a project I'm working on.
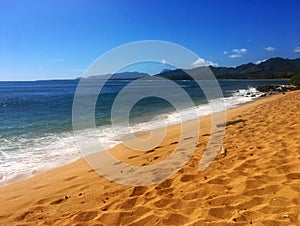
[0,86,262,186]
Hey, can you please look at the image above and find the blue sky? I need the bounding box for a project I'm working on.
[0,0,300,81]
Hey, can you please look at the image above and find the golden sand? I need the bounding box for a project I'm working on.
[0,91,300,226]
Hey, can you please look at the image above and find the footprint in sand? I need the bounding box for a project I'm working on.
[206,194,240,207]
[145,149,155,154]
[158,178,173,188]
[153,197,174,208]
[64,176,78,181]
[33,184,49,190]
[286,173,300,180]
[128,155,139,159]
[50,196,69,205]
[236,196,264,209]
[130,186,148,197]
[180,174,196,182]
[242,184,281,196]
[119,197,138,209]
[162,213,190,225]
[208,206,234,219]
[74,211,98,222]
[14,211,32,221]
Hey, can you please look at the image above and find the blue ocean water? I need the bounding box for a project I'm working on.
[0,79,287,185]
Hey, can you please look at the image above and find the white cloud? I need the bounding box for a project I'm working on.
[161,59,167,64]
[229,54,242,58]
[191,57,218,67]
[240,48,247,54]
[224,51,228,55]
[255,59,267,65]
[294,47,300,53]
[265,46,275,52]
[232,48,247,54]
[228,48,247,58]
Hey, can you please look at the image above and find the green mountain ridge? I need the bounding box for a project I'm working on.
[81,57,300,81]
[158,57,300,80]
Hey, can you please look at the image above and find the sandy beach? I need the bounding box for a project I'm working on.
[0,90,300,226]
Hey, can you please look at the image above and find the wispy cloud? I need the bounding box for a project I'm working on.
[223,51,228,55]
[265,46,275,52]
[191,57,218,67]
[229,54,242,58]
[255,59,267,65]
[228,48,247,58]
[294,47,300,53]
[233,48,247,54]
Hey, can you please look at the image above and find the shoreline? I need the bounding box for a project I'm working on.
[0,91,264,188]
[0,92,283,188]
[0,80,288,187]
[1,90,299,225]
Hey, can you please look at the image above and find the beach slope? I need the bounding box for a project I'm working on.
[1,91,300,226]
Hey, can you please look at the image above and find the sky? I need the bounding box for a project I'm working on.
[0,0,300,81]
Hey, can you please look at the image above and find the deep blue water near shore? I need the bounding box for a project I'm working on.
[0,79,287,184]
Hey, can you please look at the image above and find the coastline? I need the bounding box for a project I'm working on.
[0,80,288,186]
[1,90,299,225]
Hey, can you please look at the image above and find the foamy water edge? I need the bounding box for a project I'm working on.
[0,87,263,186]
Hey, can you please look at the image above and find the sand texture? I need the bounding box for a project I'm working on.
[0,90,300,226]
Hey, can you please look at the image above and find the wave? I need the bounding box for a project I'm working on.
[0,86,262,186]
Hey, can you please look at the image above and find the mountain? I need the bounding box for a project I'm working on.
[160,69,172,73]
[110,71,150,80]
[86,71,150,80]
[212,57,300,79]
[77,58,300,81]
[157,57,300,80]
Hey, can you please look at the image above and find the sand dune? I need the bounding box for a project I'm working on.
[0,91,300,225]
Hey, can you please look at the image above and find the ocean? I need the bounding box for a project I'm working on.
[0,79,288,185]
